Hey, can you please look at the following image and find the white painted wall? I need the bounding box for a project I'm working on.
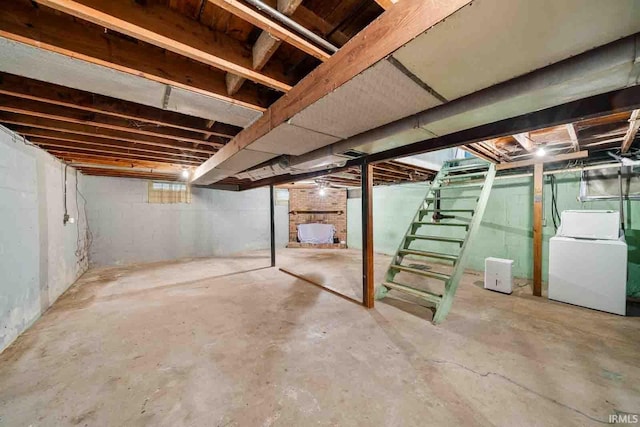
[81,176,288,266]
[0,126,88,352]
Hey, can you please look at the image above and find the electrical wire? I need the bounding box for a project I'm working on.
[549,174,561,231]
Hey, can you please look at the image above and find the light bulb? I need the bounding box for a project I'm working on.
[181,169,190,179]
[536,147,546,157]
[319,188,326,196]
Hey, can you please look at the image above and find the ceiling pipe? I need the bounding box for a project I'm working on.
[244,0,339,54]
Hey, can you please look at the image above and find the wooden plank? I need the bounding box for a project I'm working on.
[0,95,227,147]
[0,72,241,137]
[0,1,265,110]
[621,109,640,153]
[278,0,304,15]
[51,152,193,170]
[512,132,536,152]
[226,0,303,96]
[34,0,293,92]
[33,140,204,165]
[27,135,209,161]
[532,162,543,297]
[566,123,580,151]
[362,162,374,308]
[0,114,219,154]
[375,0,397,10]
[12,126,216,156]
[496,150,588,171]
[206,0,330,61]
[193,0,472,183]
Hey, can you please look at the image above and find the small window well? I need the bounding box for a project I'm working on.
[148,181,192,204]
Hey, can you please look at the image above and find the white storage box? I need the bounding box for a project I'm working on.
[484,257,514,294]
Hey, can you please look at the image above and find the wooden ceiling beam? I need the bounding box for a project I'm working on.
[206,0,330,62]
[226,0,305,96]
[0,113,219,155]
[33,0,292,92]
[566,123,580,152]
[77,168,183,181]
[496,150,588,171]
[33,139,205,165]
[0,1,265,110]
[26,135,209,161]
[52,152,193,170]
[48,147,199,167]
[374,0,398,11]
[621,109,640,153]
[512,132,536,152]
[0,95,227,147]
[193,0,472,184]
[11,126,216,156]
[0,72,241,138]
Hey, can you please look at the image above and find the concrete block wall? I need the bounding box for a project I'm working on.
[288,188,347,243]
[81,176,288,266]
[0,126,88,352]
[347,172,640,297]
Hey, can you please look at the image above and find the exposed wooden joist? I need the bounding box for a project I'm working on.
[621,109,640,153]
[461,145,497,163]
[77,166,183,181]
[52,152,194,170]
[496,150,588,171]
[33,0,293,92]
[34,140,204,165]
[0,72,241,138]
[0,113,219,154]
[375,0,398,10]
[0,95,227,147]
[512,132,536,152]
[27,135,209,161]
[566,123,580,152]
[194,0,473,183]
[206,0,330,61]
[226,0,305,96]
[0,1,264,110]
[12,126,215,156]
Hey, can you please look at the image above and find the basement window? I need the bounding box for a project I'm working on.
[148,181,192,204]
[579,168,640,201]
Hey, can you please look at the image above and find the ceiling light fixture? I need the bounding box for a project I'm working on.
[536,147,546,157]
[181,169,190,179]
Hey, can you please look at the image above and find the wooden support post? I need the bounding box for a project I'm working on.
[362,162,374,308]
[270,185,276,267]
[533,162,543,297]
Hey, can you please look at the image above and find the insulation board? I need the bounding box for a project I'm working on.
[289,59,442,139]
[392,0,640,101]
[249,123,341,155]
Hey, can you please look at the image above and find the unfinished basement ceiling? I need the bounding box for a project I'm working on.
[192,0,640,186]
[0,38,263,128]
[0,0,383,181]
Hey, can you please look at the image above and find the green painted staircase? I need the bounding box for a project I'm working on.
[375,158,496,324]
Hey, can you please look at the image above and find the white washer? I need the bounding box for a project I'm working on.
[548,210,627,315]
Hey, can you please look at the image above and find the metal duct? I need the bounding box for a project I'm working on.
[289,34,640,169]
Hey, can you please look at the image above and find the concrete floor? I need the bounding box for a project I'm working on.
[1,249,639,426]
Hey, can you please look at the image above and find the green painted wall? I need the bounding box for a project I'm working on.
[347,171,640,297]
